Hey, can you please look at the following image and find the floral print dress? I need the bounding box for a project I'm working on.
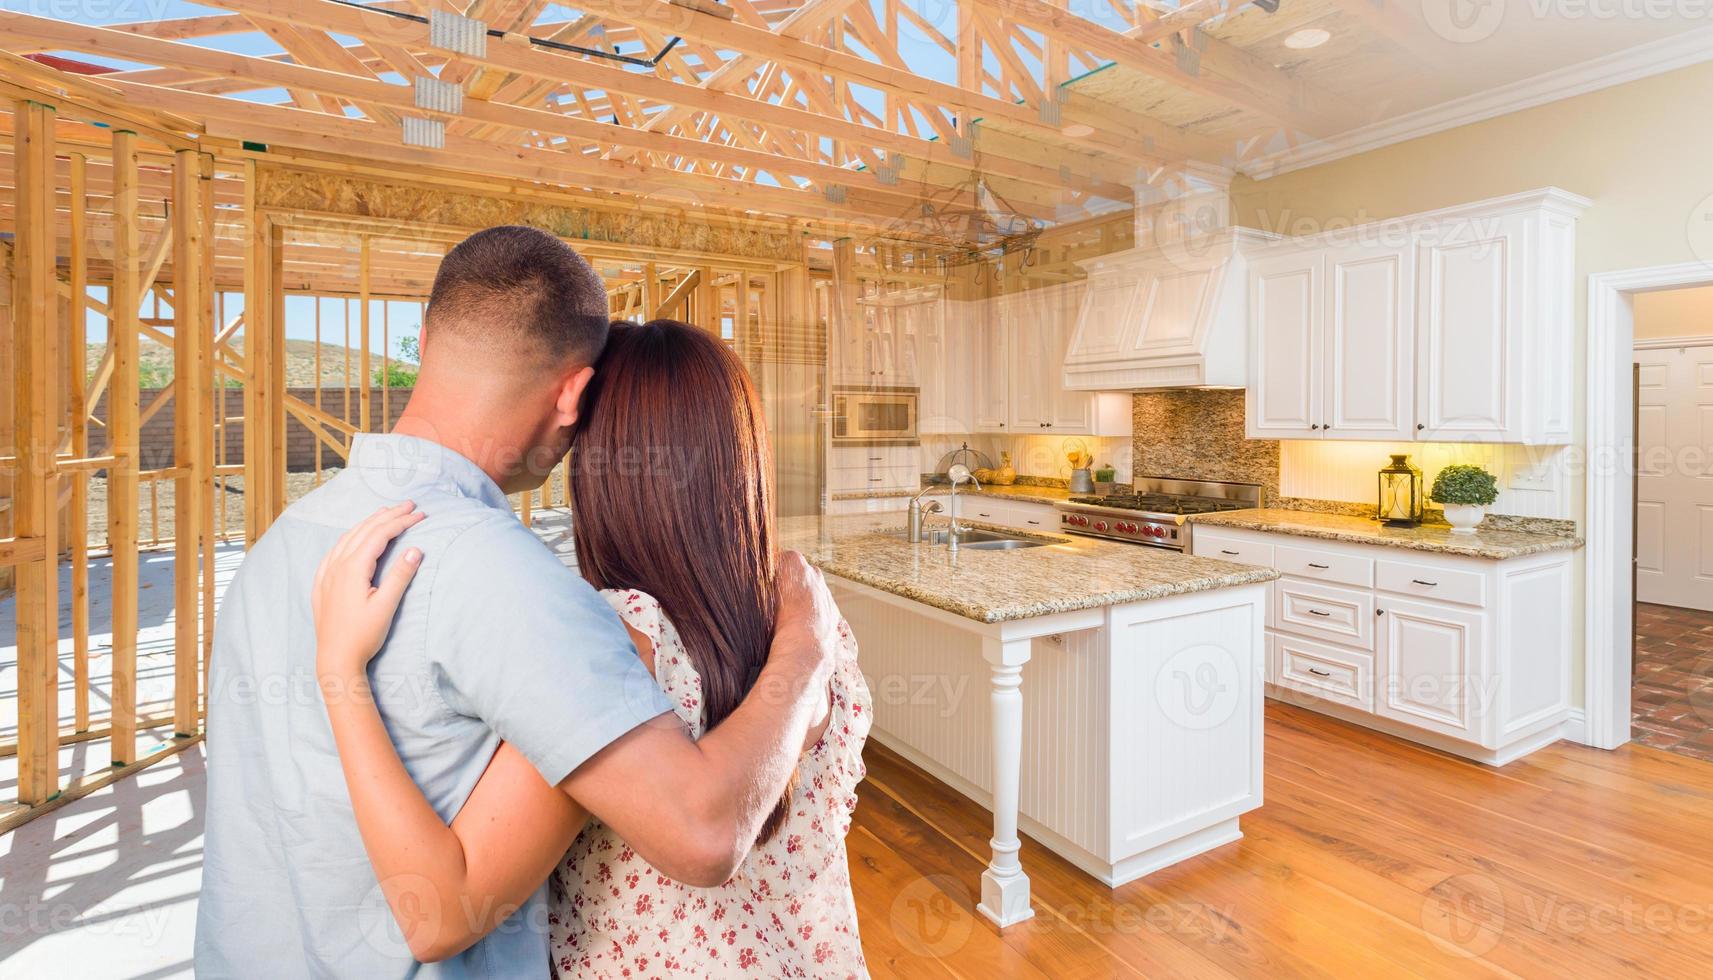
[548,589,872,979]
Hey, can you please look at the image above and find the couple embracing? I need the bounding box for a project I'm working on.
[194,226,872,978]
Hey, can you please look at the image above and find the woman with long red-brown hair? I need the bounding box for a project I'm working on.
[310,320,871,977]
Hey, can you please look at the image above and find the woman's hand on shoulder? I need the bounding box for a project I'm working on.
[312,501,426,687]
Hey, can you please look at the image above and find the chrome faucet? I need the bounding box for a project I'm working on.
[906,485,944,543]
[946,464,980,552]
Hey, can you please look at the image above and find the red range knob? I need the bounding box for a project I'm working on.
[1122,523,1137,533]
[1094,521,1108,532]
[1151,526,1166,537]
[1078,516,1090,526]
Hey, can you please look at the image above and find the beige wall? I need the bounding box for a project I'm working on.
[1230,59,1713,708]
[1634,284,1713,340]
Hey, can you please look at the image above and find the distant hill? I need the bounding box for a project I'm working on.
[87,337,415,388]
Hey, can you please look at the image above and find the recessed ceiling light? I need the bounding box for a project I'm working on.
[1061,122,1095,138]
[1283,27,1331,50]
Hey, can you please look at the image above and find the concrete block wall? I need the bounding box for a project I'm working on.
[88,387,411,472]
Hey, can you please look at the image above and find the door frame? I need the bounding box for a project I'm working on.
[1586,261,1713,749]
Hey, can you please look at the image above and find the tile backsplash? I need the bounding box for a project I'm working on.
[1131,390,1280,499]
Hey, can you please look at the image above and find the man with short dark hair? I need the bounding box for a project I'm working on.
[195,226,840,977]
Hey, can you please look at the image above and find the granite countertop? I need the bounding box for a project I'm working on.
[1190,509,1584,560]
[830,484,1075,504]
[778,513,1277,624]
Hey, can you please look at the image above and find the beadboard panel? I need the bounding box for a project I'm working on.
[1106,596,1264,857]
[836,587,1109,859]
[1279,439,1574,518]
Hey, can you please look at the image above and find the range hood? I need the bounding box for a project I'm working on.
[1062,228,1273,391]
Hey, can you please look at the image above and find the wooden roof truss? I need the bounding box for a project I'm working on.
[0,0,1335,244]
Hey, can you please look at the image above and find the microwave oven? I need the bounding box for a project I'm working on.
[831,387,918,445]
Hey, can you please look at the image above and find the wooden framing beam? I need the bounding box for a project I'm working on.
[67,151,92,733]
[171,148,209,737]
[108,126,142,766]
[12,98,61,805]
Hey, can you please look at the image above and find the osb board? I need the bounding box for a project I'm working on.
[253,166,801,263]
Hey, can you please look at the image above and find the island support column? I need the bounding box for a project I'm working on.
[977,635,1035,926]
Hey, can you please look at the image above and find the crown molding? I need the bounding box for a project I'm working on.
[1238,24,1713,181]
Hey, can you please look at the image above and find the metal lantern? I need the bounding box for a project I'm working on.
[1377,454,1424,527]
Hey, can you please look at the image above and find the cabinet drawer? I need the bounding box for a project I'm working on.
[829,445,917,469]
[1276,579,1374,650]
[1194,530,1276,567]
[1277,543,1372,588]
[1007,501,1055,531]
[1376,559,1486,607]
[960,498,1017,525]
[1274,632,1374,712]
[827,464,917,492]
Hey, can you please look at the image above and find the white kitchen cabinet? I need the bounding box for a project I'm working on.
[949,494,1056,532]
[1191,525,1573,765]
[834,288,931,387]
[1000,285,1132,437]
[1245,241,1414,440]
[1245,188,1587,445]
[1325,243,1414,439]
[827,445,919,495]
[916,296,972,434]
[1376,596,1483,742]
[969,305,1011,432]
[1246,251,1321,438]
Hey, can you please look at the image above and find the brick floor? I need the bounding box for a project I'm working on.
[1633,601,1713,762]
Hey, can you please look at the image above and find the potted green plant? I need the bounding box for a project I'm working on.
[1429,464,1499,534]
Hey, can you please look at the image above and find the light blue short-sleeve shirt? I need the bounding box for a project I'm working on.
[194,434,672,978]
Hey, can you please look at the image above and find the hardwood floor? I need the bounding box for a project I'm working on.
[850,701,1713,978]
[1634,601,1713,762]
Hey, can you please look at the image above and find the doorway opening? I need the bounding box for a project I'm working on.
[1631,285,1713,761]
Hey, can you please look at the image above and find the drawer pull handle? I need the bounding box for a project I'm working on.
[1026,520,1041,526]
[1308,608,1331,617]
[1220,549,1240,556]
[1307,562,1330,569]
[1307,667,1332,677]
[1411,579,1439,587]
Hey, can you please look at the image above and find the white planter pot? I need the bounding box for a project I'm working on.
[1441,503,1486,534]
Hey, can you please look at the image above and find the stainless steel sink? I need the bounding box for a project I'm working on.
[958,538,1047,551]
[887,528,1049,549]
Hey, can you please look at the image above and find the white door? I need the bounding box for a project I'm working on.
[1375,597,1483,742]
[1323,243,1415,440]
[1415,218,1523,441]
[1634,344,1713,611]
[1247,251,1322,439]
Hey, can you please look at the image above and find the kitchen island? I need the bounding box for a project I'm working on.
[779,513,1277,926]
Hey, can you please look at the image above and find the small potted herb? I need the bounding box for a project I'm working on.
[1429,464,1499,534]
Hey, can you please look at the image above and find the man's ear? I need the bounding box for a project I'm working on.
[553,365,597,427]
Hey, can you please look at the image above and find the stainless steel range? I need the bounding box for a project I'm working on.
[1054,477,1265,551]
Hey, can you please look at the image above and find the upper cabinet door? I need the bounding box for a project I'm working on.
[970,302,1011,433]
[1006,291,1055,431]
[1323,243,1415,440]
[916,295,969,434]
[1046,282,1098,432]
[1247,251,1322,439]
[1415,218,1524,442]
